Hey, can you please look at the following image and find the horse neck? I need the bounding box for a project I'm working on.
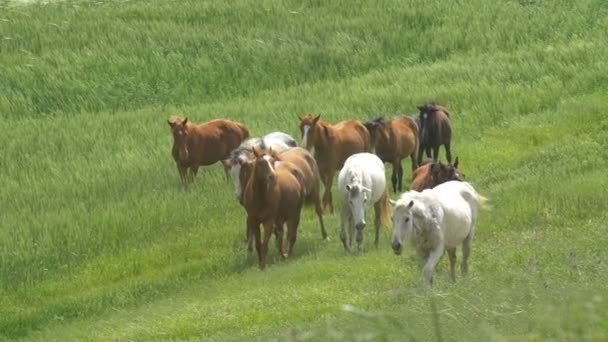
[245,166,273,209]
[312,122,332,157]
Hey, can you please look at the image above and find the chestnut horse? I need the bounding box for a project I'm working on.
[410,157,465,191]
[167,116,249,189]
[364,115,419,193]
[417,103,452,165]
[298,113,371,213]
[240,147,328,251]
[241,148,305,270]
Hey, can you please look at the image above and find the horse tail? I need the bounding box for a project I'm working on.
[404,116,420,169]
[236,122,250,140]
[380,188,392,230]
[460,184,491,211]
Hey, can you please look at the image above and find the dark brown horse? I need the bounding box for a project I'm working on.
[364,115,419,193]
[168,115,249,189]
[298,113,370,213]
[410,157,464,191]
[417,103,452,165]
[241,148,305,270]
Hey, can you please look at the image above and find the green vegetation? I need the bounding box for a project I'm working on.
[1,0,607,340]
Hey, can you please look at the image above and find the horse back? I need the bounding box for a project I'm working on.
[429,111,451,144]
[191,119,250,165]
[390,116,418,157]
[274,162,305,216]
[331,120,371,167]
[276,147,320,203]
[410,163,432,191]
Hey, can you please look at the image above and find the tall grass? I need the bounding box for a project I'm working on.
[1,0,607,340]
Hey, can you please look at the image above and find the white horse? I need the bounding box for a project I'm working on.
[223,131,297,200]
[391,180,488,287]
[338,153,391,251]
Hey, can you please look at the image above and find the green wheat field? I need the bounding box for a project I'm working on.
[1,0,607,340]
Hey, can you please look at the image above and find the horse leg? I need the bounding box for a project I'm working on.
[397,161,404,192]
[425,146,432,160]
[248,216,262,268]
[177,165,188,189]
[417,144,425,165]
[446,248,457,282]
[339,206,350,251]
[390,163,398,193]
[462,231,474,276]
[313,189,328,240]
[245,220,253,253]
[274,219,286,259]
[432,145,440,162]
[259,220,274,269]
[323,172,335,214]
[286,213,301,258]
[445,142,452,164]
[423,244,444,288]
[373,200,382,248]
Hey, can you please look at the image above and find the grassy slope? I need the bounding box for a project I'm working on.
[1,0,607,340]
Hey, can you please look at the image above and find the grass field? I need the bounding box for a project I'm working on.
[1,0,608,340]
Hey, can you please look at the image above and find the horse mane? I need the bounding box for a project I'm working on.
[419,103,451,118]
[345,167,363,189]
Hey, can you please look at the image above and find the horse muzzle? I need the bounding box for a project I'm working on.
[355,222,366,231]
[392,241,403,255]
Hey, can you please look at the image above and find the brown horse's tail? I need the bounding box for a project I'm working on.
[380,188,392,231]
[237,122,250,140]
[405,116,420,169]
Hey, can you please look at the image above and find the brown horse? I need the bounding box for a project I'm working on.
[410,157,464,191]
[167,115,249,189]
[417,103,452,165]
[240,147,328,251]
[241,148,305,270]
[298,113,371,213]
[364,115,419,193]
[269,147,328,240]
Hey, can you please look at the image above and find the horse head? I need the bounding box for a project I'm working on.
[364,117,389,148]
[391,198,414,255]
[168,116,189,162]
[430,157,465,185]
[298,113,321,150]
[345,183,371,234]
[252,147,278,188]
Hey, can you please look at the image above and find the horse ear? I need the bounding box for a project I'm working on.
[313,114,321,124]
[252,146,260,158]
[167,120,173,127]
[408,200,414,208]
[454,157,459,168]
[389,199,397,206]
[431,162,441,174]
[297,115,303,122]
[182,117,188,125]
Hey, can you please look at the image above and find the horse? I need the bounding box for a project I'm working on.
[337,153,392,251]
[241,147,328,251]
[167,115,249,189]
[391,181,488,287]
[241,147,305,270]
[364,115,419,193]
[298,113,371,214]
[410,157,465,191]
[416,103,452,165]
[222,131,297,199]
